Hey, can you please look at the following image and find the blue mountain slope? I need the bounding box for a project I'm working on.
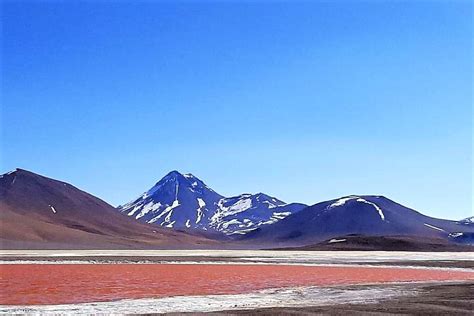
[243,195,474,246]
[119,171,307,235]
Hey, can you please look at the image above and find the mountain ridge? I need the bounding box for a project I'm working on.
[1,168,472,249]
[0,168,218,249]
[118,171,307,235]
[243,195,474,247]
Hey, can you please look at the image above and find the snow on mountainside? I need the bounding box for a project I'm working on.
[119,171,306,235]
[210,193,306,235]
[0,169,216,249]
[244,195,474,247]
[460,216,474,224]
[119,171,222,230]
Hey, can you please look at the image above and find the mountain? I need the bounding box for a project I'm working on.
[4,168,469,250]
[243,195,474,247]
[119,171,223,230]
[209,193,307,235]
[0,169,217,249]
[119,171,307,235]
[460,216,474,225]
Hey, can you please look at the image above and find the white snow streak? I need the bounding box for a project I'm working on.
[127,205,141,217]
[136,202,162,219]
[356,198,385,221]
[328,238,347,243]
[164,221,176,228]
[328,196,358,208]
[423,223,446,232]
[327,196,385,221]
[271,211,291,220]
[221,219,241,229]
[175,181,179,200]
[149,200,180,224]
[196,198,206,224]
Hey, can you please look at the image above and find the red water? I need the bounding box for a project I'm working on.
[1,264,473,305]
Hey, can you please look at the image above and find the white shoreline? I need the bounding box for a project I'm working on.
[0,283,421,315]
[1,260,473,272]
[1,250,473,261]
[2,250,473,273]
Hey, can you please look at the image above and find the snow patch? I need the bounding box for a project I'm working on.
[165,221,176,228]
[461,216,474,224]
[423,223,446,232]
[328,238,347,243]
[271,211,291,220]
[196,198,206,224]
[262,200,280,209]
[327,196,385,221]
[210,197,252,230]
[228,227,259,235]
[328,196,358,208]
[356,198,385,221]
[226,198,252,214]
[149,200,180,224]
[174,181,179,200]
[136,202,162,219]
[221,219,241,229]
[127,205,142,217]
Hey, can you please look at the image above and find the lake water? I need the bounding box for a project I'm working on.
[1,263,473,305]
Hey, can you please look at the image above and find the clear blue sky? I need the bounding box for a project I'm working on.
[1,1,472,219]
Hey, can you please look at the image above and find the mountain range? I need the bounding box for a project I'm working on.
[0,169,217,249]
[0,168,472,249]
[243,195,473,247]
[118,171,307,235]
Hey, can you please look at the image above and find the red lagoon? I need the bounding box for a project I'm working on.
[1,264,473,305]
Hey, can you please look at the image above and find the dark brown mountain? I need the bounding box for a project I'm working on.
[0,169,218,249]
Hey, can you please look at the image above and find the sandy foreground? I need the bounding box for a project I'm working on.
[207,282,474,315]
[0,250,473,314]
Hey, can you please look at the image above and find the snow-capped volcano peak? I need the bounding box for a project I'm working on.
[119,171,223,229]
[142,171,216,198]
[119,171,307,235]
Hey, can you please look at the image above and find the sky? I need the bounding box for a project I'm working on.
[1,1,472,219]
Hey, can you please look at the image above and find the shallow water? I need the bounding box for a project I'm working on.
[1,264,473,305]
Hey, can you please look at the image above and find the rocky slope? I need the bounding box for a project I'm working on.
[0,169,217,249]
